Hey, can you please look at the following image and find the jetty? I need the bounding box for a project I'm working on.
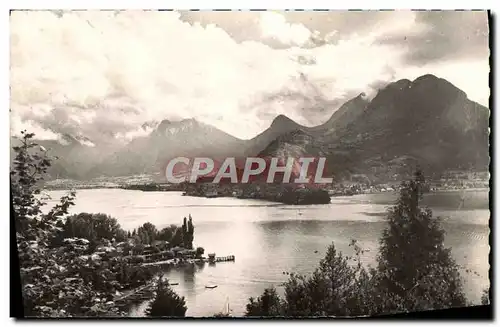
[207,253,235,263]
[214,255,235,262]
[140,254,235,267]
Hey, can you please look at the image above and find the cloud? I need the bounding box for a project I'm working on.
[178,11,414,49]
[377,11,489,65]
[10,116,61,141]
[258,11,312,47]
[10,10,489,144]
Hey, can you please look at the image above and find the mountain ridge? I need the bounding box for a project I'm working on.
[22,74,490,181]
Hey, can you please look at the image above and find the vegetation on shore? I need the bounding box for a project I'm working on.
[245,170,488,317]
[12,131,489,317]
[12,131,192,317]
[184,183,332,205]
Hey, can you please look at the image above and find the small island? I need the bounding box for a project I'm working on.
[121,183,185,192]
[182,183,331,205]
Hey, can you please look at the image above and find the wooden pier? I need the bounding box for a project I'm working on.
[214,255,235,262]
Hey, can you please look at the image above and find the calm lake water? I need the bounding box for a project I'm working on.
[45,188,490,317]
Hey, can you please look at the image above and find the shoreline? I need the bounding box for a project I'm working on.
[43,186,490,195]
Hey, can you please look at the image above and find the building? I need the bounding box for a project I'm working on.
[153,240,170,251]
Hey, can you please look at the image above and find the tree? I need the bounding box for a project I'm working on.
[280,243,373,317]
[146,276,187,317]
[375,169,466,313]
[246,287,283,317]
[11,132,119,317]
[186,215,194,249]
[137,222,158,244]
[195,247,204,258]
[182,217,188,246]
[11,131,53,236]
[158,225,177,243]
[11,131,155,317]
[181,216,194,249]
[53,213,127,248]
[245,170,469,317]
[170,228,183,248]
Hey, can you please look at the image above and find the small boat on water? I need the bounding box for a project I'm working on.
[170,282,179,286]
[223,296,232,316]
[205,285,218,289]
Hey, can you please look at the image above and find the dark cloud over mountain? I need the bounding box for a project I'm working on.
[376,11,489,65]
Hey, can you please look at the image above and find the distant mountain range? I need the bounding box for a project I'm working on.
[12,74,490,183]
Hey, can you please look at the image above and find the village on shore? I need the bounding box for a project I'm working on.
[44,170,489,204]
[56,216,235,314]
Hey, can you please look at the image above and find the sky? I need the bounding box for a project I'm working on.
[10,10,490,142]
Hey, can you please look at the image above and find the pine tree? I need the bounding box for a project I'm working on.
[181,217,188,248]
[187,215,194,249]
[146,277,187,317]
[375,169,466,313]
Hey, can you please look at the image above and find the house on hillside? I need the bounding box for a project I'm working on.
[178,249,197,259]
[153,240,170,251]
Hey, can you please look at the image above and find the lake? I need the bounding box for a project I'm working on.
[45,188,490,317]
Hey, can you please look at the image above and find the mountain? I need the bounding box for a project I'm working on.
[10,133,116,180]
[244,93,369,156]
[89,118,246,179]
[12,74,489,182]
[323,74,490,179]
[250,129,325,183]
[251,74,489,182]
[258,129,325,159]
[312,93,369,134]
[244,114,309,156]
